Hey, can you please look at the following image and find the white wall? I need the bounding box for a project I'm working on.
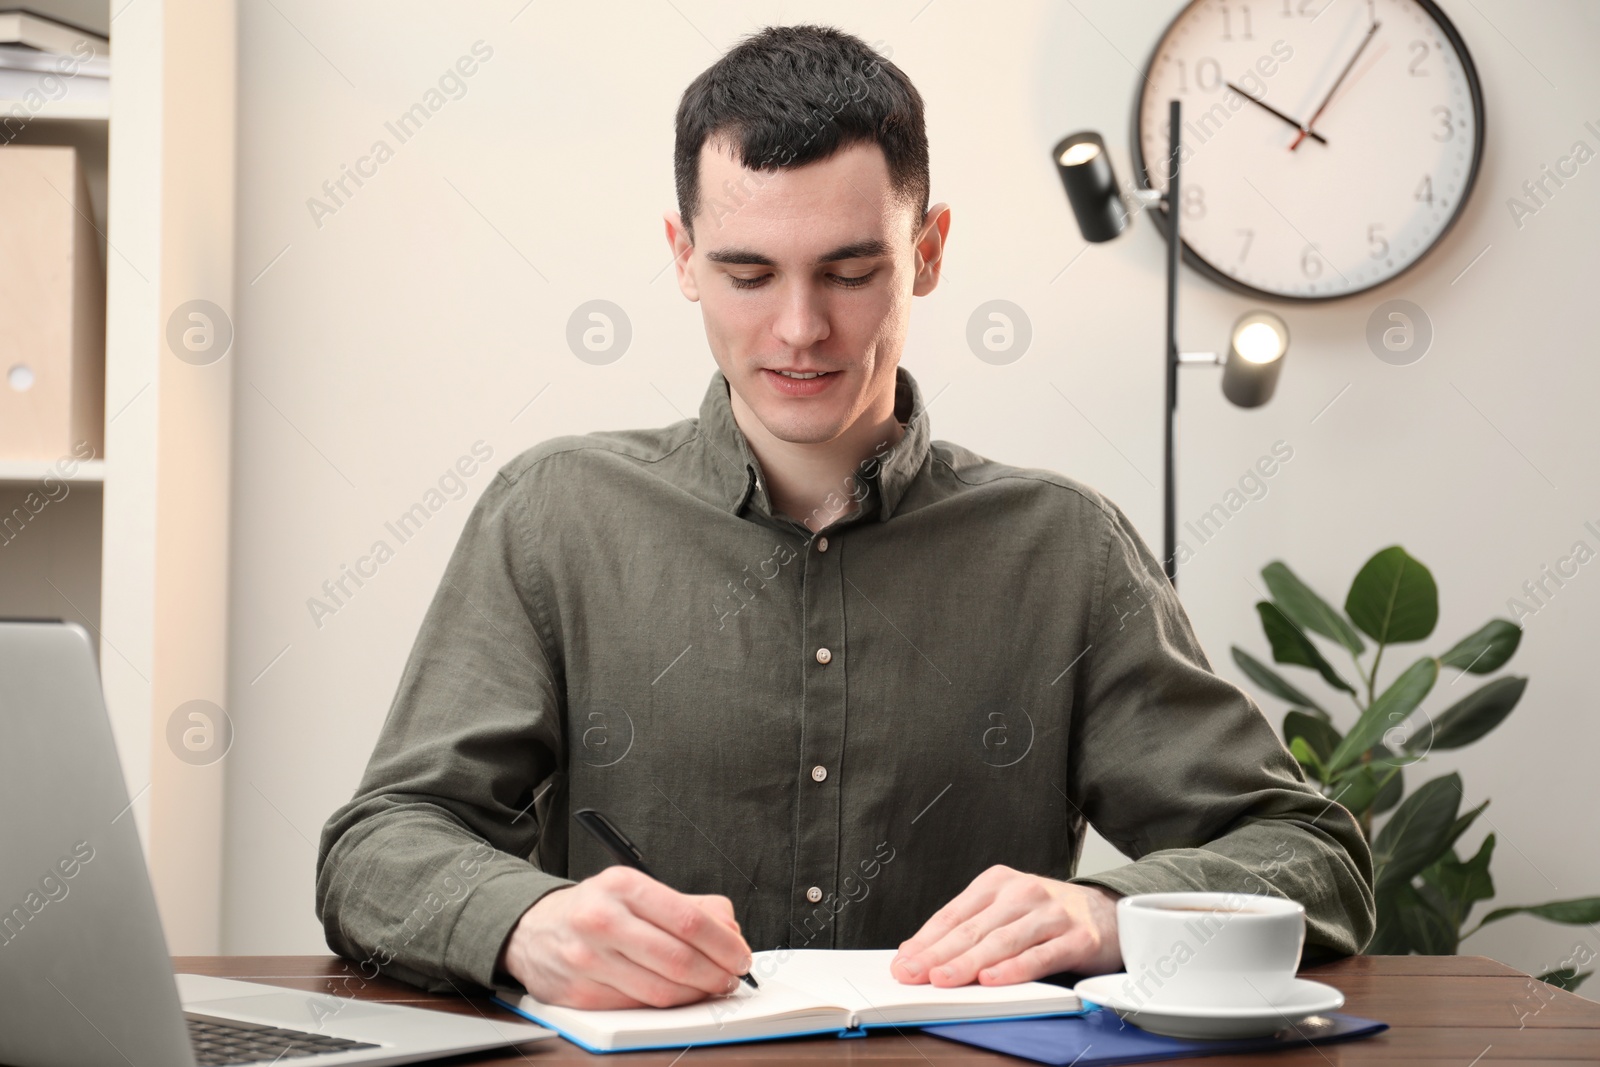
[223,0,1600,988]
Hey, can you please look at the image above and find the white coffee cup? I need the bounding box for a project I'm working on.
[1115,891,1305,1010]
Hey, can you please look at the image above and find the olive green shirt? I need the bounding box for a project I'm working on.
[315,366,1375,995]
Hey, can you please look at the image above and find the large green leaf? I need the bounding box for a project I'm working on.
[1406,676,1527,753]
[1257,602,1356,694]
[1288,737,1327,782]
[1372,879,1456,955]
[1537,968,1593,992]
[1441,799,1490,855]
[1477,896,1600,927]
[1440,619,1522,674]
[1421,833,1496,930]
[1394,881,1459,954]
[1330,763,1389,821]
[1372,754,1405,815]
[1326,744,1405,818]
[1284,710,1341,764]
[1262,561,1366,656]
[1346,546,1439,645]
[1233,647,1329,716]
[1372,772,1462,891]
[1327,657,1438,774]
[1368,884,1413,954]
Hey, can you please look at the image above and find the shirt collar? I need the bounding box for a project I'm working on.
[695,365,932,524]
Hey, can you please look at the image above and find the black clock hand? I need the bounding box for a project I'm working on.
[1226,81,1328,145]
[1291,20,1381,150]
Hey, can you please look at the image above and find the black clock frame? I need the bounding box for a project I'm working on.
[1128,0,1487,303]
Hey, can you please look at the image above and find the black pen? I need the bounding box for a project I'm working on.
[572,808,759,990]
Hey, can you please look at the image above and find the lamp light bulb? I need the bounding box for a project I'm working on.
[1234,321,1284,364]
[1059,141,1101,167]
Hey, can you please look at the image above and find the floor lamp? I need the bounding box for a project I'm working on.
[1053,100,1289,590]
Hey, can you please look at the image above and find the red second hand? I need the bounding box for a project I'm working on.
[1290,20,1382,150]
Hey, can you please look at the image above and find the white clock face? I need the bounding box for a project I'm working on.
[1136,0,1483,300]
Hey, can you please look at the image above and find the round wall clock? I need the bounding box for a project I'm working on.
[1132,0,1485,301]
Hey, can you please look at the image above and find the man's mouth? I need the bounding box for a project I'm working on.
[760,367,842,396]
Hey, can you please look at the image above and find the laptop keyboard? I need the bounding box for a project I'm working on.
[185,1011,382,1064]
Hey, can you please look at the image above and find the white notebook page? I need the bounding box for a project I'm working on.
[750,948,1080,1021]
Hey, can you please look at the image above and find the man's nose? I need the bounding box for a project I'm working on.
[770,281,831,351]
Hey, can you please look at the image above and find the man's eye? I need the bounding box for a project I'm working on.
[727,272,876,291]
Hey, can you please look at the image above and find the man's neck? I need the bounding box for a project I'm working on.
[730,388,905,534]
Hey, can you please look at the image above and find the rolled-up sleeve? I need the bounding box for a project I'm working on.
[1064,498,1376,963]
[315,468,575,994]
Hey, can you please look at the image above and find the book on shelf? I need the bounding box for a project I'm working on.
[0,41,108,76]
[0,9,108,57]
[0,61,106,99]
[0,144,105,463]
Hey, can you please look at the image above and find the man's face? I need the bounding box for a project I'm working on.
[666,139,946,446]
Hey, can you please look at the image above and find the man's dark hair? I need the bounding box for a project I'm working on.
[674,24,930,243]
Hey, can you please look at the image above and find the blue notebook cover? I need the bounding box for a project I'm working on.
[922,1007,1388,1065]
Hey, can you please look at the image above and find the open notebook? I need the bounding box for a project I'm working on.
[492,948,1084,1053]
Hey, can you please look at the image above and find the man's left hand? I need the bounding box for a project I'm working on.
[890,866,1123,986]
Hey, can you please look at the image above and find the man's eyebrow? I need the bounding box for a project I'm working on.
[702,238,891,267]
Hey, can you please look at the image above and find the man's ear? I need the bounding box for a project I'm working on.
[912,202,951,298]
[663,211,699,301]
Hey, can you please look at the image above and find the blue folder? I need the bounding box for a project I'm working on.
[490,993,1088,1055]
[922,1007,1388,1065]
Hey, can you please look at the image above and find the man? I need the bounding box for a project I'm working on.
[316,24,1374,1011]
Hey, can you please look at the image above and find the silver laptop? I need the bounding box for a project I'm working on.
[0,620,557,1067]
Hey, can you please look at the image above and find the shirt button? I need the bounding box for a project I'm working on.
[810,764,827,782]
[806,886,823,903]
[815,647,832,665]
[817,536,829,552]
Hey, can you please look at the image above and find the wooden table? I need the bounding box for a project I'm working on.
[174,955,1600,1064]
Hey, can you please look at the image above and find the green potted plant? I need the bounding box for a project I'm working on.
[1232,545,1599,989]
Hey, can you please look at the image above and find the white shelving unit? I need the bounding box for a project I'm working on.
[0,52,110,660]
[0,96,108,120]
[0,1,238,954]
[0,459,105,483]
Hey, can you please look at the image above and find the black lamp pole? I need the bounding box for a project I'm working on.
[1162,99,1181,588]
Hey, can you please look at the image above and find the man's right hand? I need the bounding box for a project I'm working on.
[496,866,753,1009]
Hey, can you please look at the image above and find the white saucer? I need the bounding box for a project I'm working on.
[1072,974,1346,1039]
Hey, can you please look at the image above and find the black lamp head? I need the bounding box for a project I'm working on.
[1222,310,1289,408]
[1053,131,1128,244]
